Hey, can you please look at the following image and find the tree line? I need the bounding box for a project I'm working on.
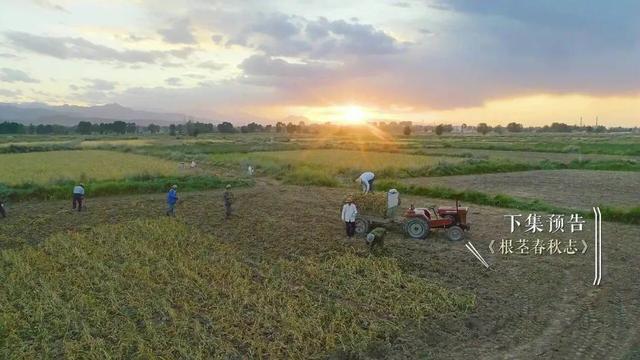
[0,119,633,135]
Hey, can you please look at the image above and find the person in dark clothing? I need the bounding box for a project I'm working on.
[0,200,6,218]
[166,185,178,217]
[223,184,234,218]
[72,183,85,212]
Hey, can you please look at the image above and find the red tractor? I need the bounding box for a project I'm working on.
[354,198,470,241]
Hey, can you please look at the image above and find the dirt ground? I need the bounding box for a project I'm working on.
[419,148,640,163]
[1,182,639,359]
[403,170,640,210]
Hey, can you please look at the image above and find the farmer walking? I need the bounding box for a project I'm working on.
[72,183,85,212]
[223,184,234,218]
[355,171,375,193]
[166,185,178,217]
[341,195,358,238]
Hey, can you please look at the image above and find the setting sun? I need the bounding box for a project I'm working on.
[342,106,366,124]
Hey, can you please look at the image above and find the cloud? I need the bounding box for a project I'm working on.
[392,2,411,8]
[158,18,196,44]
[239,55,333,78]
[32,0,67,12]
[217,12,405,58]
[4,31,195,63]
[431,0,640,51]
[84,78,117,91]
[111,82,278,120]
[0,68,39,83]
[165,77,182,86]
[211,34,224,44]
[198,60,226,70]
[0,89,22,97]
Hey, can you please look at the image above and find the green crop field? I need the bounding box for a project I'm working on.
[0,150,179,185]
[80,139,153,147]
[213,149,458,171]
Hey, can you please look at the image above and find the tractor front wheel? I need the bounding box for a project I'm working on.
[446,225,464,241]
[354,217,369,236]
[404,218,430,239]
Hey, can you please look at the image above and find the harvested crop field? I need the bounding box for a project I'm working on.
[419,148,640,163]
[0,150,179,185]
[403,170,640,210]
[1,183,639,358]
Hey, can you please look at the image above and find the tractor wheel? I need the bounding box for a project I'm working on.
[446,225,464,241]
[404,218,430,239]
[354,218,369,236]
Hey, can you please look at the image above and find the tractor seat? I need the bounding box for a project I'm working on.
[413,208,429,215]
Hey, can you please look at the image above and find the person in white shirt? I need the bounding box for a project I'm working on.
[341,195,358,238]
[355,171,375,193]
[72,183,85,212]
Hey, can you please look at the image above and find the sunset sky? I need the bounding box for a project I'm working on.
[0,0,638,126]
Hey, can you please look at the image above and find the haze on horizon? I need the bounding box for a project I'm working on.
[0,0,638,127]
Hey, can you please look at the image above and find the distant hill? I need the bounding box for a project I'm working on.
[0,102,206,126]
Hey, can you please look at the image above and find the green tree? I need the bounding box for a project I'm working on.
[147,124,161,134]
[506,122,523,132]
[403,125,412,136]
[217,121,235,133]
[477,123,491,135]
[76,121,93,135]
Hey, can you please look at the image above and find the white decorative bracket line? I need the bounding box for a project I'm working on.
[465,241,490,268]
[592,207,602,286]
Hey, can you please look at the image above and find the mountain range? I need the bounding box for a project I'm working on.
[0,103,206,126]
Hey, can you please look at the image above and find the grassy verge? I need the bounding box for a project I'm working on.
[0,175,252,202]
[0,219,473,358]
[0,142,79,153]
[376,180,640,225]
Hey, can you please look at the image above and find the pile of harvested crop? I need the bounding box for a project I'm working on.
[351,192,387,217]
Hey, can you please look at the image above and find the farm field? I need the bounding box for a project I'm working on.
[212,149,459,171]
[0,140,72,148]
[0,150,179,185]
[418,148,640,163]
[79,139,153,147]
[414,134,640,156]
[0,132,639,358]
[401,170,640,210]
[1,184,638,358]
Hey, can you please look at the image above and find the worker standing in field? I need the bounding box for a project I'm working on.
[355,171,375,193]
[166,185,178,217]
[341,195,358,238]
[72,183,85,212]
[0,199,6,218]
[223,184,234,218]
